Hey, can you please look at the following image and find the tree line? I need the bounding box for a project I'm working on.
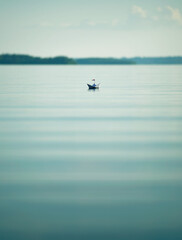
[1,54,182,65]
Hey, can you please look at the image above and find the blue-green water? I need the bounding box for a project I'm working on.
[0,65,182,240]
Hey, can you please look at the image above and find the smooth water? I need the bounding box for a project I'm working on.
[0,65,182,240]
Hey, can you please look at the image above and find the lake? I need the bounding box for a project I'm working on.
[0,65,182,240]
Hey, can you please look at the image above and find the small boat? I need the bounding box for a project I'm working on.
[87,83,100,89]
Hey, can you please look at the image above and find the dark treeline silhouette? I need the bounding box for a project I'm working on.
[132,57,182,64]
[76,58,135,64]
[76,57,182,64]
[1,54,182,65]
[0,54,76,64]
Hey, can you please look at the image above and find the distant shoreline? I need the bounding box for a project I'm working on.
[1,54,182,65]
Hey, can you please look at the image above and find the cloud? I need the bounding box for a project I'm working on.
[167,6,182,25]
[59,20,110,29]
[152,16,159,21]
[60,23,73,28]
[112,19,119,26]
[39,22,54,27]
[87,21,97,26]
[157,7,162,12]
[132,5,147,18]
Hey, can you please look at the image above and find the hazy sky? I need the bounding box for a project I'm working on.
[0,0,182,57]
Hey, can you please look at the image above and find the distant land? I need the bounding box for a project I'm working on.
[76,57,182,65]
[1,54,182,65]
[76,58,135,65]
[0,54,76,64]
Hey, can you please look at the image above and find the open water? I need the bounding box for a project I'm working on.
[0,65,182,240]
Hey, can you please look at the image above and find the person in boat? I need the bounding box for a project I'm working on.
[92,79,96,87]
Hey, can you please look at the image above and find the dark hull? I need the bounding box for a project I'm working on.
[87,84,99,89]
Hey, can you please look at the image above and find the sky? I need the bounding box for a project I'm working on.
[0,0,182,58]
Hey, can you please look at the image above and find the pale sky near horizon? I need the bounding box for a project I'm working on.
[0,0,182,58]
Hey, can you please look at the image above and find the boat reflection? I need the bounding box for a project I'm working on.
[88,88,99,92]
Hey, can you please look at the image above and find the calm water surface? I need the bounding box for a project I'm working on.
[0,65,182,240]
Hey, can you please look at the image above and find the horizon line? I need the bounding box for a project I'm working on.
[1,53,182,59]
